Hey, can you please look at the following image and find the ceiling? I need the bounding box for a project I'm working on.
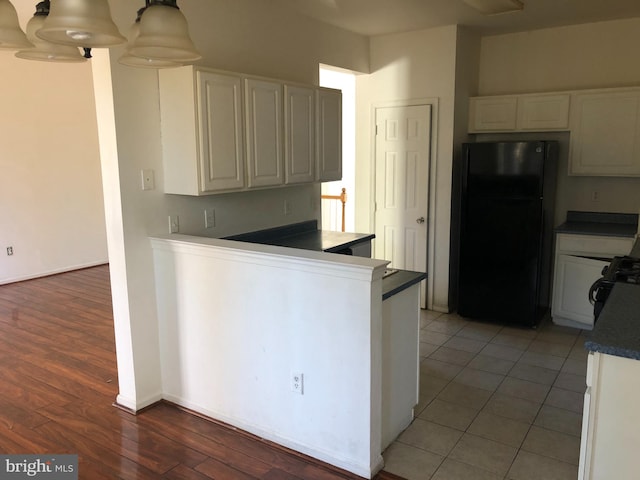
[272,0,640,36]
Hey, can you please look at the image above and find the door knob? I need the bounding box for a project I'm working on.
[416,217,425,224]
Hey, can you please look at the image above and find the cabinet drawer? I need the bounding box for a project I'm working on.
[556,234,634,256]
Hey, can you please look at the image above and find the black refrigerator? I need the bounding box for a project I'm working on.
[457,141,557,327]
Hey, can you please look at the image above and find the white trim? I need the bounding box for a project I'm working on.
[115,391,163,412]
[0,260,109,285]
[370,98,439,310]
[150,235,388,281]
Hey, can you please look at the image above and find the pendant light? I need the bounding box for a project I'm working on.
[16,1,86,63]
[0,0,32,49]
[119,7,182,69]
[35,0,126,48]
[128,0,201,63]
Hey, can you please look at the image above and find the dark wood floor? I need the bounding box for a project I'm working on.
[0,265,403,480]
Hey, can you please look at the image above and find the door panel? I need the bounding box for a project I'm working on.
[374,105,431,306]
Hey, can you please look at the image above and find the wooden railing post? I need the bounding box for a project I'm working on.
[321,187,347,232]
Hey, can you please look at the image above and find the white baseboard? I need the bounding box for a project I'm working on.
[0,260,109,285]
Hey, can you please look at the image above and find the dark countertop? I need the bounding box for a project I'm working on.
[224,221,427,300]
[585,283,640,360]
[585,236,640,360]
[555,211,638,238]
[382,270,427,301]
[224,220,375,253]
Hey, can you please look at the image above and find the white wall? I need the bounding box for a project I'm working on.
[478,18,640,221]
[0,49,107,284]
[356,25,459,312]
[101,0,371,410]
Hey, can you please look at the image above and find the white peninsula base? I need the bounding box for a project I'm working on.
[150,234,421,478]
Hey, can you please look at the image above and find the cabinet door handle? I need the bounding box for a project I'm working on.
[416,217,425,224]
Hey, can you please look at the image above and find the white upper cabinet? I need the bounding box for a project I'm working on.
[159,67,245,195]
[468,93,570,133]
[468,96,517,132]
[245,78,284,188]
[517,94,570,131]
[316,87,342,182]
[569,90,640,176]
[159,66,342,195]
[284,85,316,184]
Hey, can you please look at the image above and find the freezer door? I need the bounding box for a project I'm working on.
[464,141,546,199]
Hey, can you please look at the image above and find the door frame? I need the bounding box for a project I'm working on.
[370,98,439,310]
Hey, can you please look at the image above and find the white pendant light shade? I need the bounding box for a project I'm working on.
[16,11,86,62]
[463,0,524,15]
[129,4,201,62]
[119,21,181,69]
[36,0,126,48]
[0,0,33,49]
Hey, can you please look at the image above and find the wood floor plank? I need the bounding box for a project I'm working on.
[162,463,214,480]
[0,265,404,480]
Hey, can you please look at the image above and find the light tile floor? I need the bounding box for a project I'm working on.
[383,310,589,480]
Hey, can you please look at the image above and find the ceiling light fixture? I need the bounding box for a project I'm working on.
[463,0,524,15]
[0,0,32,49]
[35,0,126,48]
[119,7,183,69]
[16,1,87,63]
[128,0,201,64]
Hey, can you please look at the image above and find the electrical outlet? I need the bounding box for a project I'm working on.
[205,208,216,229]
[168,215,179,233]
[6,246,13,256]
[141,169,155,190]
[291,372,304,395]
[592,190,599,202]
[284,200,291,216]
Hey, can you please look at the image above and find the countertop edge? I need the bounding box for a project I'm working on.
[382,271,428,301]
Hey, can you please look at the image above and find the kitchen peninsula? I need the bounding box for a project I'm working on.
[149,232,426,478]
[578,236,640,480]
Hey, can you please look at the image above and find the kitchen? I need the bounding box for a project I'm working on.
[2,1,640,479]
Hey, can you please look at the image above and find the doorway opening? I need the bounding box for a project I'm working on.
[319,64,355,232]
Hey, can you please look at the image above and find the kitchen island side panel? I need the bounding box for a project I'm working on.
[151,236,387,478]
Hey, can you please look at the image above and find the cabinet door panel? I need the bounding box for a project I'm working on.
[468,97,517,132]
[517,94,570,130]
[285,85,315,184]
[570,91,640,176]
[317,88,342,181]
[197,72,245,192]
[552,254,607,328]
[245,79,283,188]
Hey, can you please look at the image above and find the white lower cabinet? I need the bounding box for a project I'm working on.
[579,352,640,479]
[159,66,342,196]
[552,254,608,329]
[551,234,634,329]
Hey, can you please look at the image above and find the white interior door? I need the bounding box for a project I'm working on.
[374,105,431,307]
